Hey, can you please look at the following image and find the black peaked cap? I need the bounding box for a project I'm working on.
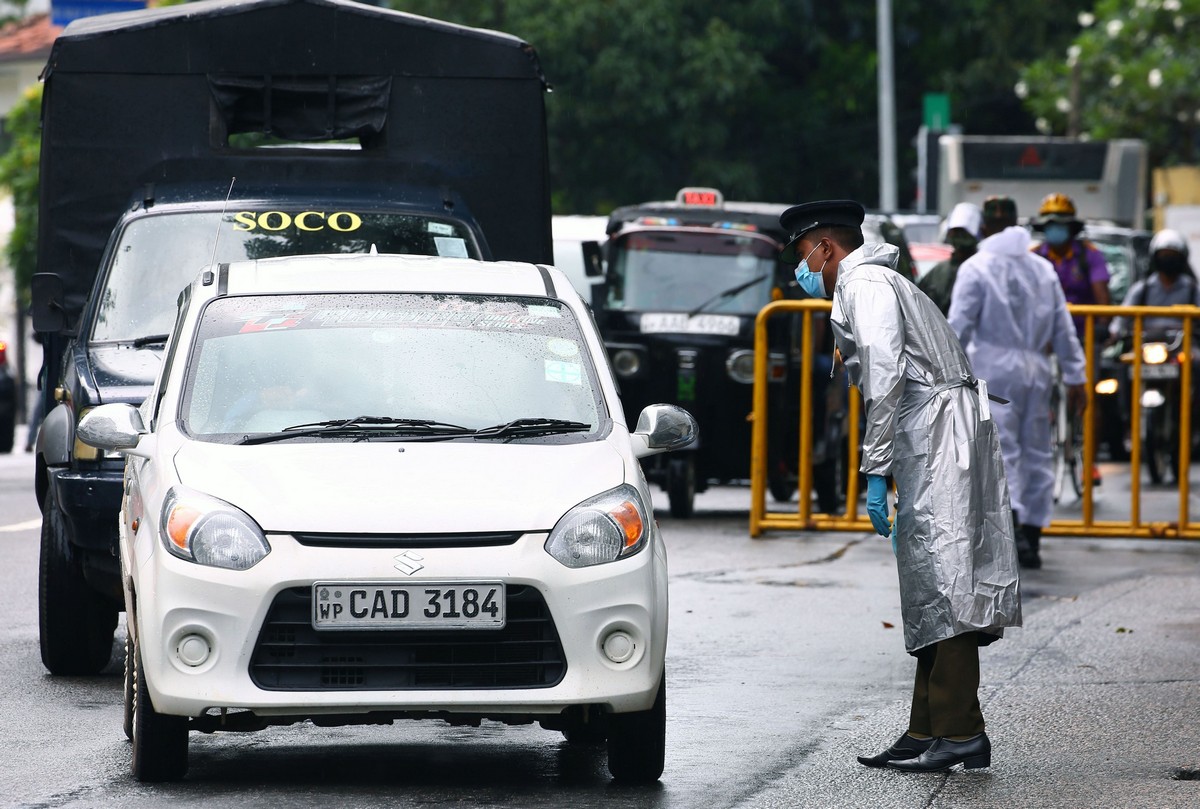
[779,199,866,264]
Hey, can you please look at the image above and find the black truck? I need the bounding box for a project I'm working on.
[30,0,552,675]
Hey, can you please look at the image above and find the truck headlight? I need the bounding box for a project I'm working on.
[160,487,270,570]
[545,484,647,568]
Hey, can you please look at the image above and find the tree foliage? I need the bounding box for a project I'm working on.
[0,82,41,308]
[393,0,1091,213]
[1020,0,1200,166]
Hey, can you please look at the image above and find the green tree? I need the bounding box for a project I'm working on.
[393,0,1090,212]
[1020,0,1200,165]
[0,82,42,308]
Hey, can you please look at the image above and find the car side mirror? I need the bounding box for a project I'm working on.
[630,404,698,459]
[31,273,66,333]
[582,240,604,278]
[77,403,148,455]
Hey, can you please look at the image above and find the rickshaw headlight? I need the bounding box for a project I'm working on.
[612,349,643,378]
[726,349,755,384]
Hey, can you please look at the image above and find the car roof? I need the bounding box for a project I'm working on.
[217,254,563,299]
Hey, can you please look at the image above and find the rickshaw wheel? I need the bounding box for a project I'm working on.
[667,455,696,518]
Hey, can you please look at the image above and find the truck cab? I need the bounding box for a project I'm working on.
[31,0,552,675]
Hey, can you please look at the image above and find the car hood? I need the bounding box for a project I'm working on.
[172,439,627,534]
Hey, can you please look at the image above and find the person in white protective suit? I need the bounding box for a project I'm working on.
[779,199,1021,774]
[947,196,1087,570]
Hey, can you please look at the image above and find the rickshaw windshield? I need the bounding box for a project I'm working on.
[607,230,778,314]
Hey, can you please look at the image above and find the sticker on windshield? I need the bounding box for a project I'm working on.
[427,222,455,236]
[231,211,363,233]
[546,338,579,357]
[527,305,562,319]
[435,237,469,258]
[545,359,582,386]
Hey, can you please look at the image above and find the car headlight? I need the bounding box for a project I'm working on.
[725,349,755,384]
[159,487,270,570]
[545,484,648,568]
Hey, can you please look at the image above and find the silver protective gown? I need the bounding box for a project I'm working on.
[829,243,1022,653]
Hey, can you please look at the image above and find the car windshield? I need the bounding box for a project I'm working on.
[606,230,777,314]
[90,211,478,344]
[180,293,606,442]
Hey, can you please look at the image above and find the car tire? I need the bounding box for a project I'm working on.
[667,456,695,519]
[123,632,135,741]
[131,636,189,782]
[38,487,119,675]
[606,673,665,783]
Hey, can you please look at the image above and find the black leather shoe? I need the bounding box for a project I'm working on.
[886,733,991,772]
[856,733,934,768]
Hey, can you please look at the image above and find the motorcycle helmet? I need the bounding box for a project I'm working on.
[1150,228,1188,258]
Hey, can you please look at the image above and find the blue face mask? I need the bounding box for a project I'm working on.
[794,243,828,298]
[1043,223,1071,247]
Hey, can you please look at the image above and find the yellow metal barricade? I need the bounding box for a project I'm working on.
[749,300,1200,540]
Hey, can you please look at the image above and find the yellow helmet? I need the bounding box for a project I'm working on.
[1037,193,1080,224]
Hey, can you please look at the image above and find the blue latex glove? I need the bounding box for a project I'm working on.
[866,474,891,537]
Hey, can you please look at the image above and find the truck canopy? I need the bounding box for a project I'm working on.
[38,0,552,328]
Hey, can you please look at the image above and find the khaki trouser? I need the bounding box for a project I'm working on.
[908,631,985,738]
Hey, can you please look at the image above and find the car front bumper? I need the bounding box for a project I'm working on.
[130,529,668,720]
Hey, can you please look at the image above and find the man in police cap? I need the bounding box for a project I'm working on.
[780,199,1022,772]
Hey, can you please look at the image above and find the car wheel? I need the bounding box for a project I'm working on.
[606,673,665,783]
[123,632,135,741]
[38,487,119,675]
[131,635,189,782]
[667,456,695,519]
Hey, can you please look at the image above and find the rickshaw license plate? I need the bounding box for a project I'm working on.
[1141,364,1179,380]
[312,582,505,630]
[640,312,740,336]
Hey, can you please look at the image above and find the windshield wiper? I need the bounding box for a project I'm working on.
[237,416,473,445]
[472,418,592,441]
[131,334,171,348]
[688,273,770,317]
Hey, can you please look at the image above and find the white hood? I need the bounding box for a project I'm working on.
[978,225,1032,257]
[839,242,900,274]
[172,439,627,534]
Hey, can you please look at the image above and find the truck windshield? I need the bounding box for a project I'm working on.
[606,230,777,315]
[90,211,479,343]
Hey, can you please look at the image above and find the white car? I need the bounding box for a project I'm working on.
[78,254,696,784]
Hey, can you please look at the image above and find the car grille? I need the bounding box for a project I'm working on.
[249,585,567,690]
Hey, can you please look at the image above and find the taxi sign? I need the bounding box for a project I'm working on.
[675,187,724,207]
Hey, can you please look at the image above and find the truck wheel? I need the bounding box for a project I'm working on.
[607,674,665,783]
[38,488,118,675]
[131,636,189,782]
[123,632,135,741]
[667,456,695,519]
[0,408,14,453]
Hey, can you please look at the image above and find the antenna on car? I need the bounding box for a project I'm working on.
[207,177,237,272]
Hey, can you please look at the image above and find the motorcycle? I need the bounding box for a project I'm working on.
[1118,331,1196,484]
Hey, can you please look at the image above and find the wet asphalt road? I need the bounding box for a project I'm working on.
[2,442,1198,807]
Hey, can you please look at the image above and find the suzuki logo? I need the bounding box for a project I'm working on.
[393,550,425,575]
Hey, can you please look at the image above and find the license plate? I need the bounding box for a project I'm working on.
[640,312,740,336]
[1141,363,1179,380]
[312,582,505,631]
